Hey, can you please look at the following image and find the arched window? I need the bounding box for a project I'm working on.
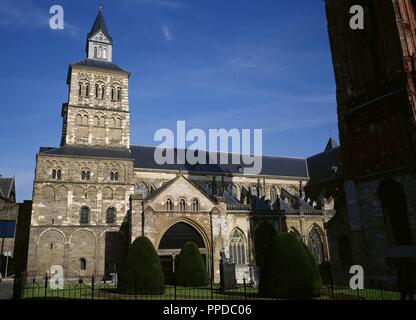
[52,169,57,180]
[76,114,82,125]
[166,198,173,211]
[180,199,187,212]
[106,207,116,224]
[81,115,88,126]
[229,184,238,199]
[229,229,246,265]
[94,116,99,126]
[94,47,97,58]
[338,235,352,267]
[81,171,91,181]
[80,207,90,224]
[116,118,121,128]
[192,199,199,212]
[270,187,278,204]
[95,84,99,98]
[80,258,86,270]
[56,169,61,180]
[308,227,324,265]
[117,88,121,101]
[135,182,149,199]
[85,83,90,97]
[101,86,105,99]
[98,46,102,58]
[103,48,107,59]
[99,116,105,127]
[78,83,82,96]
[111,87,115,101]
[110,171,119,181]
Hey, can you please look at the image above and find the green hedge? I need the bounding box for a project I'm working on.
[118,236,165,294]
[259,232,322,299]
[175,241,209,287]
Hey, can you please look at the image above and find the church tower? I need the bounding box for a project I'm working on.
[61,7,131,149]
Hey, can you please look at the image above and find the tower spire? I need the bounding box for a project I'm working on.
[86,6,113,62]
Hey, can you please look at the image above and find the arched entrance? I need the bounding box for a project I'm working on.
[158,221,208,284]
[378,178,412,246]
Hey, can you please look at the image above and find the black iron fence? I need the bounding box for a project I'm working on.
[13,272,412,300]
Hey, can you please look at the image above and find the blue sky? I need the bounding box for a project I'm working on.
[0,0,338,201]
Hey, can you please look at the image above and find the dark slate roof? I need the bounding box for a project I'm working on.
[71,59,129,74]
[38,145,133,160]
[0,177,14,199]
[87,9,112,43]
[131,145,308,178]
[306,145,342,187]
[324,137,339,151]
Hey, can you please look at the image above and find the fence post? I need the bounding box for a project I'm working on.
[91,275,95,300]
[243,277,247,300]
[44,273,48,299]
[174,276,177,301]
[135,277,138,301]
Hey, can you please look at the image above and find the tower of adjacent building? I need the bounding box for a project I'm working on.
[325,0,416,284]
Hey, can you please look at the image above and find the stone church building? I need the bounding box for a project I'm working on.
[27,9,336,283]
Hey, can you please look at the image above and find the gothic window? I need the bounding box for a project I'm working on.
[229,229,246,265]
[78,83,82,96]
[80,258,87,270]
[110,117,116,127]
[192,199,199,212]
[179,199,187,212]
[166,198,173,211]
[95,84,99,98]
[111,87,115,101]
[270,187,278,204]
[101,86,106,99]
[135,182,149,199]
[85,83,90,97]
[307,227,324,265]
[229,184,238,199]
[80,207,90,224]
[81,170,91,181]
[106,207,116,224]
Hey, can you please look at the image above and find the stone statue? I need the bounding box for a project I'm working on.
[220,246,231,263]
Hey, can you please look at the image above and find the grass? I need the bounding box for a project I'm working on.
[22,282,407,300]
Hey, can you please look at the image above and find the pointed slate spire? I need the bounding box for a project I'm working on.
[86,6,113,62]
[87,6,113,43]
[324,137,339,151]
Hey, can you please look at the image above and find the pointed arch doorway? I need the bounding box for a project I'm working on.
[157,221,208,284]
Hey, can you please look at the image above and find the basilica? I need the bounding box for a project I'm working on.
[27,9,336,283]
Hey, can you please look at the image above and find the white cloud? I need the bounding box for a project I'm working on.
[162,25,173,41]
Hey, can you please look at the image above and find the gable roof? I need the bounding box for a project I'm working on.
[131,145,308,178]
[0,177,15,200]
[87,9,113,43]
[145,174,217,205]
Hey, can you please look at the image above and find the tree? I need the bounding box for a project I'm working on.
[175,241,209,287]
[118,236,165,294]
[259,232,322,299]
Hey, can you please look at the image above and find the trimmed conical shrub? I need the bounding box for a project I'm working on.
[175,241,209,287]
[118,236,165,294]
[259,232,322,299]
